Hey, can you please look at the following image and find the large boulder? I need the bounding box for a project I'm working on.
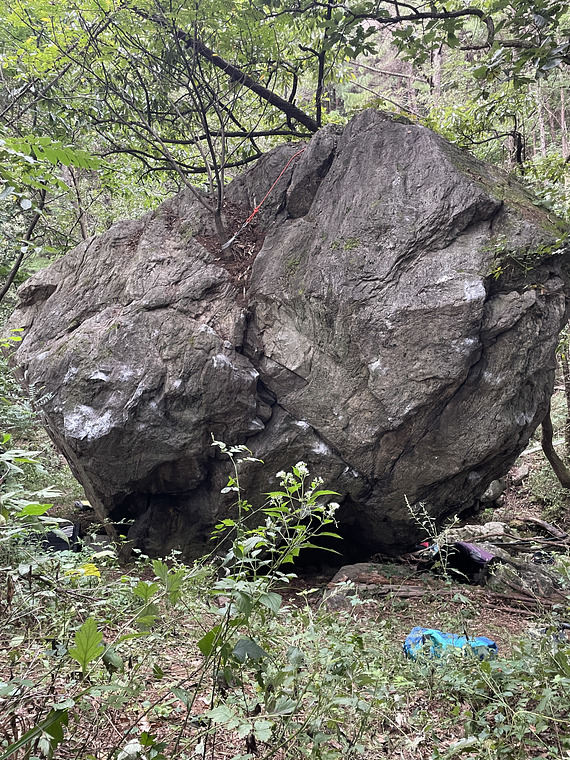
[6,110,570,560]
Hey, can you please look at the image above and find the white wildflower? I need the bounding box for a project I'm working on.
[327,501,340,518]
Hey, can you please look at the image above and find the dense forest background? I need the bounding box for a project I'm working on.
[2,3,570,760]
[1,0,570,308]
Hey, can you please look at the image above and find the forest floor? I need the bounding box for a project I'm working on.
[3,419,570,760]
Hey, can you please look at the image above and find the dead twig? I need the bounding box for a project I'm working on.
[522,517,568,539]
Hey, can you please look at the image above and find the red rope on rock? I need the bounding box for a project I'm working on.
[221,146,306,250]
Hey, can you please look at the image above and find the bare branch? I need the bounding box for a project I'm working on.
[0,189,47,304]
[134,9,319,133]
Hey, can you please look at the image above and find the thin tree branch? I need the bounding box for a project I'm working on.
[134,9,319,133]
[350,60,424,82]
[350,80,421,118]
[0,189,47,304]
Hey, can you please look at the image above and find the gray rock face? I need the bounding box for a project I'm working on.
[6,110,570,560]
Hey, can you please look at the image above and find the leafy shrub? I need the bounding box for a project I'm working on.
[0,350,34,435]
[0,433,63,558]
[529,460,570,524]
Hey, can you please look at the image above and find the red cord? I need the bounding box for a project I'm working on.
[222,146,306,249]
[244,146,306,225]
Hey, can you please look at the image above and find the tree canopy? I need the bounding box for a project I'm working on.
[1,0,569,299]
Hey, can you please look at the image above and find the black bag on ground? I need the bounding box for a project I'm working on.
[42,522,82,552]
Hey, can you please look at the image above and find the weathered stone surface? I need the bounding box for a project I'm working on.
[286,124,340,219]
[509,463,530,487]
[446,523,510,543]
[485,558,561,599]
[480,480,505,504]
[6,110,570,560]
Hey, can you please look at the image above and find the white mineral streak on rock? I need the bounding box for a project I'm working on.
[368,359,386,375]
[212,353,232,369]
[63,366,78,383]
[117,367,136,381]
[312,440,331,455]
[64,405,114,440]
[482,370,504,387]
[463,279,486,301]
[89,370,109,382]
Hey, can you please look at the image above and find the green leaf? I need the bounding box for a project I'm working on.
[258,592,281,614]
[215,518,235,529]
[236,722,252,739]
[152,560,169,583]
[445,737,479,755]
[265,491,289,499]
[135,603,159,630]
[67,618,104,674]
[286,647,305,667]
[198,625,222,657]
[102,647,124,674]
[207,704,239,727]
[165,567,186,604]
[116,631,151,643]
[44,709,68,743]
[172,686,193,707]
[0,709,68,760]
[254,719,273,742]
[232,638,269,663]
[267,696,297,716]
[50,698,75,710]
[40,147,61,164]
[133,581,159,602]
[19,503,52,516]
[472,66,489,80]
[234,590,254,617]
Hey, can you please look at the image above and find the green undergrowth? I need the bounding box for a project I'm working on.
[528,385,570,526]
[0,347,82,509]
[1,437,570,760]
[0,345,34,436]
[529,460,570,525]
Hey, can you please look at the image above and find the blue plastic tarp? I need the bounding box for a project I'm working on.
[404,626,498,660]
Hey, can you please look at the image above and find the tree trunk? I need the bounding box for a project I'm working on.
[562,335,570,456]
[541,400,570,488]
[214,208,230,255]
[432,47,443,104]
[537,83,547,157]
[562,87,570,213]
[562,87,568,160]
[62,165,88,240]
